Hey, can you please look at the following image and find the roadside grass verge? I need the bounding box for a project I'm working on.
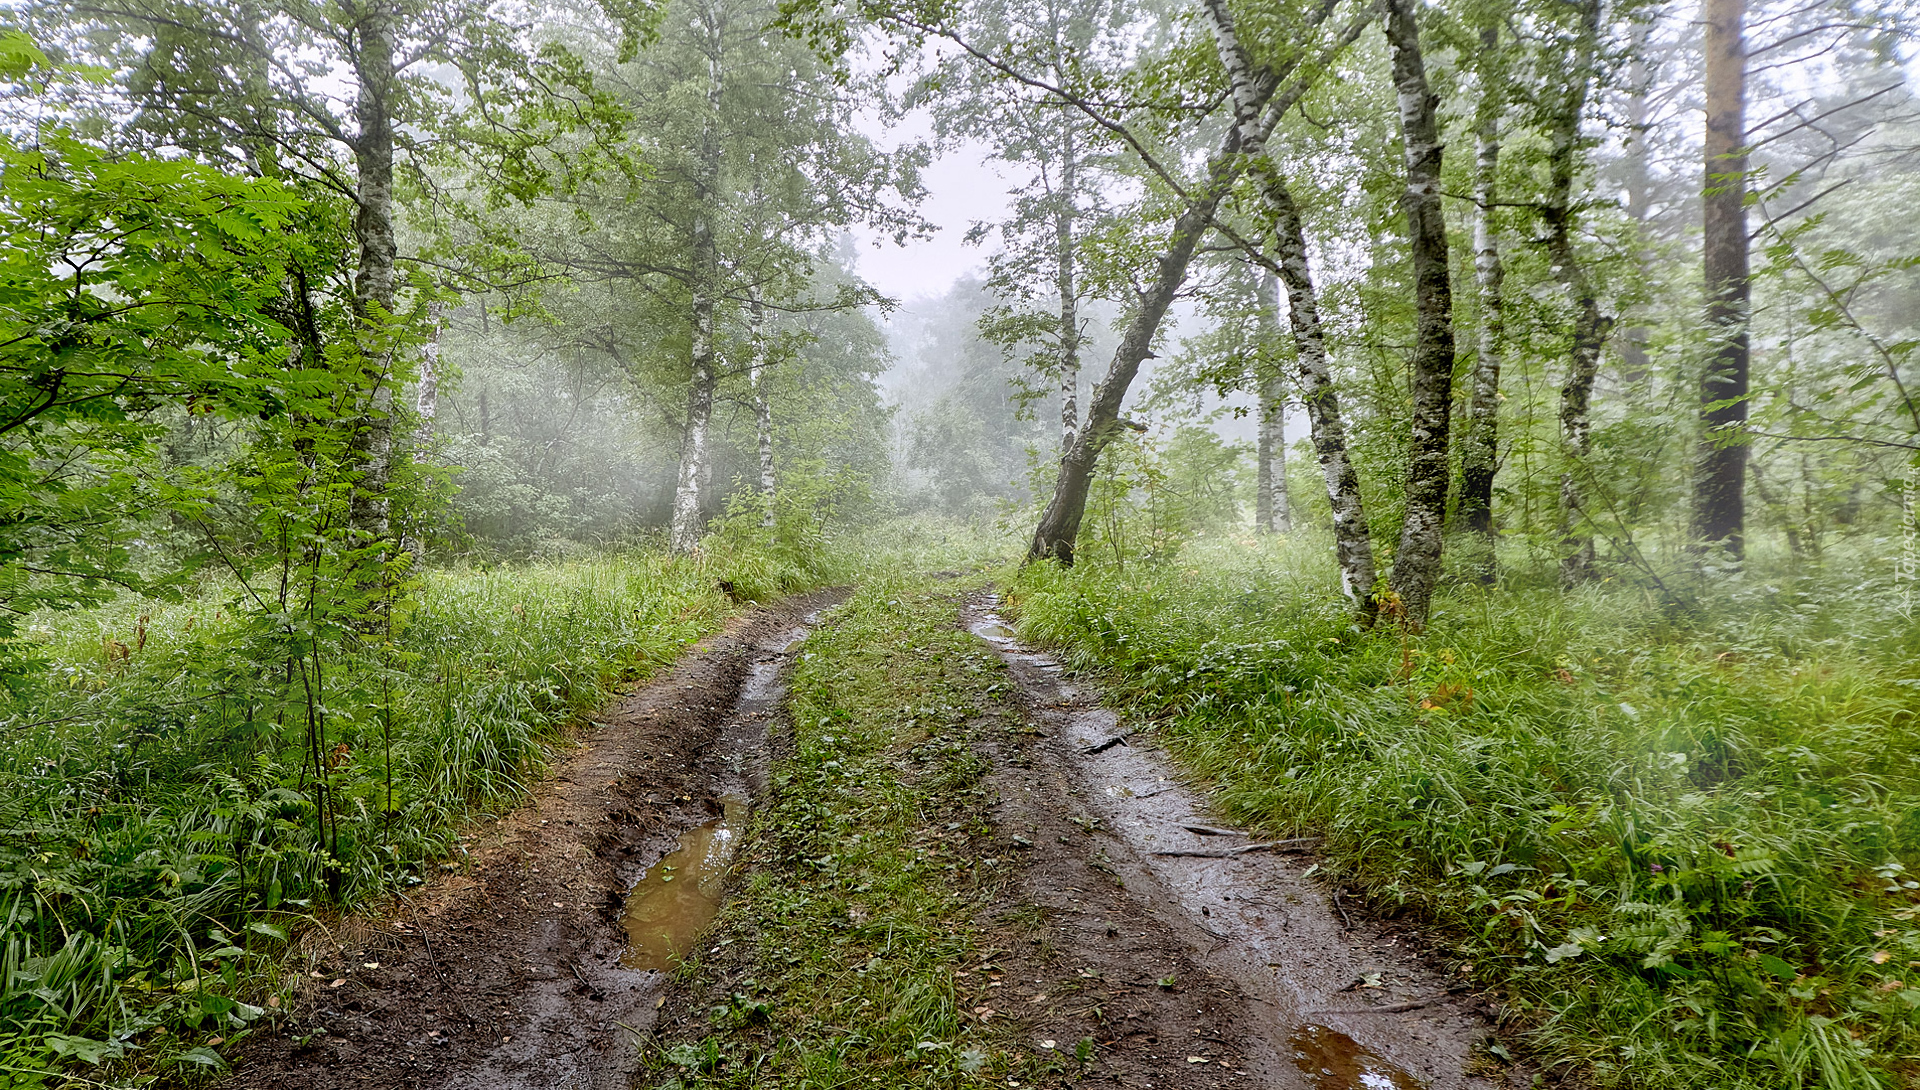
[0,546,781,1086]
[1009,534,1920,1090]
[648,577,1063,1089]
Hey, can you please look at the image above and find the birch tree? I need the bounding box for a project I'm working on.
[1382,0,1457,629]
[1455,22,1505,584]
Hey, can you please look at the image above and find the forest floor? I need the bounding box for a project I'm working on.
[216,576,1521,1090]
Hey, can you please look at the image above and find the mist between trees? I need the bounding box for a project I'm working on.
[0,0,1917,1080]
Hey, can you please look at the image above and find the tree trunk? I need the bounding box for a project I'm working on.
[349,0,397,543]
[1026,0,1358,564]
[1254,270,1290,535]
[1270,183,1375,611]
[1548,0,1613,588]
[1026,182,1223,564]
[1694,0,1749,555]
[669,33,725,556]
[1198,0,1375,612]
[1618,32,1653,385]
[751,294,776,530]
[1455,24,1503,584]
[1057,126,1081,454]
[415,301,443,427]
[1383,0,1456,631]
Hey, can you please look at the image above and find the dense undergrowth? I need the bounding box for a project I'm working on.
[1010,534,1920,1090]
[0,531,854,1087]
[650,577,1061,1088]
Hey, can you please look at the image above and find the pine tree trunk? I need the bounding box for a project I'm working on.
[1384,0,1457,630]
[669,35,725,556]
[1548,0,1613,588]
[751,295,776,530]
[349,0,397,543]
[1456,25,1503,584]
[1694,0,1750,555]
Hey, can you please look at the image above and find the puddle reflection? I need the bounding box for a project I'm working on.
[620,794,748,970]
[1288,1024,1423,1089]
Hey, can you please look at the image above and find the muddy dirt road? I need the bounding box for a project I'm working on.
[965,593,1514,1090]
[224,584,1518,1090]
[224,591,840,1090]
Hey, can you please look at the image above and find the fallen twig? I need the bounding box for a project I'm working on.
[1303,998,1442,1015]
[1180,824,1247,837]
[1151,838,1321,859]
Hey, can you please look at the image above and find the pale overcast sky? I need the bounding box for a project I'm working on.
[847,98,1015,303]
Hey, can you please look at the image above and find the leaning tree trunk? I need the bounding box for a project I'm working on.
[1694,0,1749,556]
[750,294,776,530]
[349,0,398,544]
[1456,24,1504,585]
[1548,0,1614,588]
[1026,179,1225,564]
[668,40,725,556]
[1270,182,1376,611]
[1026,0,1359,564]
[1383,0,1457,631]
[1057,126,1082,454]
[1197,0,1377,613]
[1254,270,1291,535]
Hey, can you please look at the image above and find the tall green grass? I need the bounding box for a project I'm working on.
[1010,533,1920,1089]
[0,548,768,1084]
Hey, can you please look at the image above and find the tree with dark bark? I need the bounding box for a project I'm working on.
[1019,0,1366,564]
[1382,0,1456,630]
[1694,0,1750,555]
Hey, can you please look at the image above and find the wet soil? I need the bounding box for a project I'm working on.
[219,589,842,1090]
[964,593,1519,1090]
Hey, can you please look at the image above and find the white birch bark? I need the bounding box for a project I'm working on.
[1384,0,1458,630]
[750,294,776,530]
[668,22,725,556]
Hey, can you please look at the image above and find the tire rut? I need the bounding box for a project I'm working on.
[218,589,844,1090]
[964,592,1518,1090]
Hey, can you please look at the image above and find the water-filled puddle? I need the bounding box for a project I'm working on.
[976,623,1016,640]
[1288,1024,1423,1089]
[620,795,748,970]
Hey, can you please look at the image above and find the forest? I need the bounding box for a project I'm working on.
[0,0,1916,1083]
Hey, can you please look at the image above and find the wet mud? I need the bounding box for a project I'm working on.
[219,590,841,1090]
[965,593,1516,1090]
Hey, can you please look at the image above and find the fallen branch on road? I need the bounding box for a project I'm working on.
[1150,838,1321,858]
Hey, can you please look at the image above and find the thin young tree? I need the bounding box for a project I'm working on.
[1543,0,1615,586]
[1456,22,1505,583]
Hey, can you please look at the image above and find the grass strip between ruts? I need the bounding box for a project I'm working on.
[646,576,1071,1089]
